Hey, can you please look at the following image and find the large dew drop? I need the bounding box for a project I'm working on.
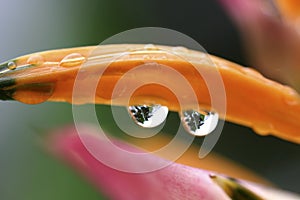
[181,110,219,136]
[143,44,159,50]
[59,53,86,68]
[128,104,169,128]
[12,83,55,104]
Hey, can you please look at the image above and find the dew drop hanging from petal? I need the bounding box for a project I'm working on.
[128,104,169,128]
[180,109,219,136]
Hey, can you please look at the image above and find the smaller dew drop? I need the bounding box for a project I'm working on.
[142,54,151,60]
[7,61,16,70]
[143,44,159,50]
[181,110,219,136]
[160,55,167,60]
[27,54,44,65]
[59,53,86,68]
[172,46,189,54]
[128,104,169,128]
[283,87,300,106]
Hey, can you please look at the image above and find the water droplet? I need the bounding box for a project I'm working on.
[283,87,300,106]
[128,104,168,128]
[181,110,218,136]
[172,46,189,54]
[7,61,16,70]
[142,54,151,60]
[27,54,44,65]
[160,55,167,60]
[59,53,86,68]
[253,122,273,136]
[11,83,55,104]
[144,44,158,50]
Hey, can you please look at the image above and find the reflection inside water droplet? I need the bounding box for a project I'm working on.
[59,53,86,68]
[7,61,16,70]
[128,104,168,128]
[181,110,218,136]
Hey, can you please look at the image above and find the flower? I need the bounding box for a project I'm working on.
[48,125,299,200]
[219,0,300,91]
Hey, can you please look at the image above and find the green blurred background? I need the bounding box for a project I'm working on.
[0,0,299,199]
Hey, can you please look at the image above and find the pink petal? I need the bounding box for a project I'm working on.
[49,125,230,200]
[48,125,300,200]
[218,0,260,24]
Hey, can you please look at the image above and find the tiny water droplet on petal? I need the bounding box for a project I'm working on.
[144,44,158,50]
[142,54,151,60]
[172,46,189,54]
[181,110,218,136]
[283,87,300,106]
[128,104,168,128]
[59,53,86,68]
[27,54,44,65]
[160,55,167,60]
[7,61,16,70]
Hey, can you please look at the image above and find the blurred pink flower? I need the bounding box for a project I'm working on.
[48,125,299,200]
[219,0,300,91]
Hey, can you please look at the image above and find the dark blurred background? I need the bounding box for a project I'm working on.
[0,0,299,199]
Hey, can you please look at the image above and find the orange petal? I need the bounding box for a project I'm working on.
[1,44,300,143]
[276,0,300,24]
